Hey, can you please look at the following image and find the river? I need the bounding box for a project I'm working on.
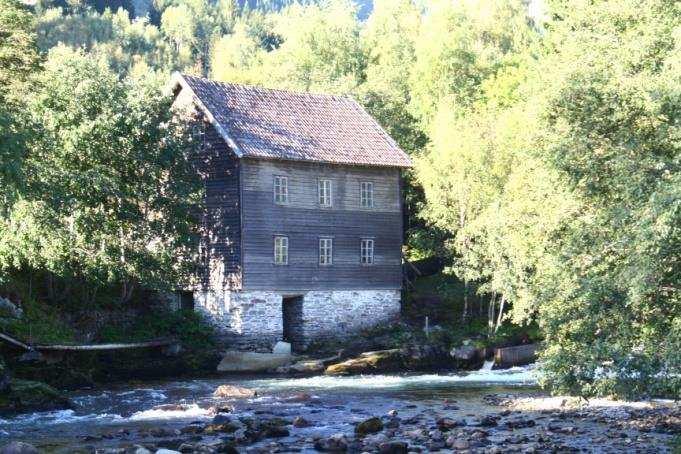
[2,366,536,450]
[2,365,676,452]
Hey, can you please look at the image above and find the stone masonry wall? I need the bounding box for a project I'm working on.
[298,290,401,350]
[194,289,401,352]
[194,290,283,351]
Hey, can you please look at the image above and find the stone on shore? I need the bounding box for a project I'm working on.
[217,350,292,372]
[213,384,257,398]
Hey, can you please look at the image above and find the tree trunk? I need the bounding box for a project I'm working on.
[462,278,469,322]
[120,280,135,305]
[494,296,506,333]
[487,292,497,335]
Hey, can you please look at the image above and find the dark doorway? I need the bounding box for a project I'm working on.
[282,295,304,352]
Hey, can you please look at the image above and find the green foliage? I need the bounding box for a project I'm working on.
[0,46,202,302]
[414,0,680,397]
[0,0,40,212]
[3,298,76,344]
[99,309,216,351]
[535,0,681,399]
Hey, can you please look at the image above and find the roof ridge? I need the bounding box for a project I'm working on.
[180,73,355,102]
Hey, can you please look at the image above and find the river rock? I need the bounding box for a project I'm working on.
[272,341,292,355]
[217,351,292,373]
[314,434,348,452]
[1,379,73,414]
[203,421,242,434]
[212,413,232,424]
[437,416,465,430]
[283,392,314,402]
[155,450,181,454]
[325,349,404,375]
[450,345,478,361]
[293,416,311,427]
[213,384,257,398]
[289,359,325,374]
[356,417,384,436]
[378,441,408,454]
[0,442,39,454]
[0,297,22,319]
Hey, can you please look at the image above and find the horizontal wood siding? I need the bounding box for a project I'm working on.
[241,159,403,291]
[196,120,242,290]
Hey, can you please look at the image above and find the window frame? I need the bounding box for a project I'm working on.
[360,238,374,265]
[319,237,333,266]
[360,181,374,208]
[274,235,289,265]
[318,178,332,207]
[273,175,289,204]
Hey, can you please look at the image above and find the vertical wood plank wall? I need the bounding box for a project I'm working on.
[197,121,242,290]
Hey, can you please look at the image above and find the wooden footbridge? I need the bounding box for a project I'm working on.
[0,332,178,354]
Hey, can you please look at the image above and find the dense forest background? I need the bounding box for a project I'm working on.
[0,0,679,398]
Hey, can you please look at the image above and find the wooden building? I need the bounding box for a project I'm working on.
[170,73,412,351]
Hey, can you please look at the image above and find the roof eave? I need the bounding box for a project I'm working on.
[168,72,244,158]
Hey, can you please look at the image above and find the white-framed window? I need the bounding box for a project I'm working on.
[360,181,374,208]
[318,179,332,207]
[274,236,288,265]
[360,238,374,265]
[274,176,288,204]
[319,237,333,265]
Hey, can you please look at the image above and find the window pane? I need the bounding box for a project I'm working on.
[319,179,331,206]
[275,236,288,264]
[274,176,288,203]
[361,239,374,264]
[319,238,332,265]
[361,182,374,208]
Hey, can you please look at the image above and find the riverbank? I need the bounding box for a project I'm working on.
[2,367,679,453]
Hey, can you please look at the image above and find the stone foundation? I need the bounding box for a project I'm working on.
[194,289,401,352]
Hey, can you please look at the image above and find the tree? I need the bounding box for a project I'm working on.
[1,46,202,303]
[535,0,681,398]
[0,0,40,211]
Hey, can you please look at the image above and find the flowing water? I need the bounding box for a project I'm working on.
[2,366,539,451]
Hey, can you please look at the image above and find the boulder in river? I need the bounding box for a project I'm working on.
[213,384,257,398]
[314,434,348,452]
[325,349,404,375]
[293,416,311,427]
[355,416,384,436]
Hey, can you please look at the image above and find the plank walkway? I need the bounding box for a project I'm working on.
[0,332,176,352]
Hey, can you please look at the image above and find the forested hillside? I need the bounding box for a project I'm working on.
[1,0,679,398]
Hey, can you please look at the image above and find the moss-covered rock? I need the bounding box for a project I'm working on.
[355,417,384,436]
[0,379,73,415]
[325,349,405,375]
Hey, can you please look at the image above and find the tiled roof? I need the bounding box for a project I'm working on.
[172,73,412,168]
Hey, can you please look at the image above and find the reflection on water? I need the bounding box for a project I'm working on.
[1,365,538,449]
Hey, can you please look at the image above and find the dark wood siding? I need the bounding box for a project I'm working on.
[240,159,403,291]
[196,119,242,290]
